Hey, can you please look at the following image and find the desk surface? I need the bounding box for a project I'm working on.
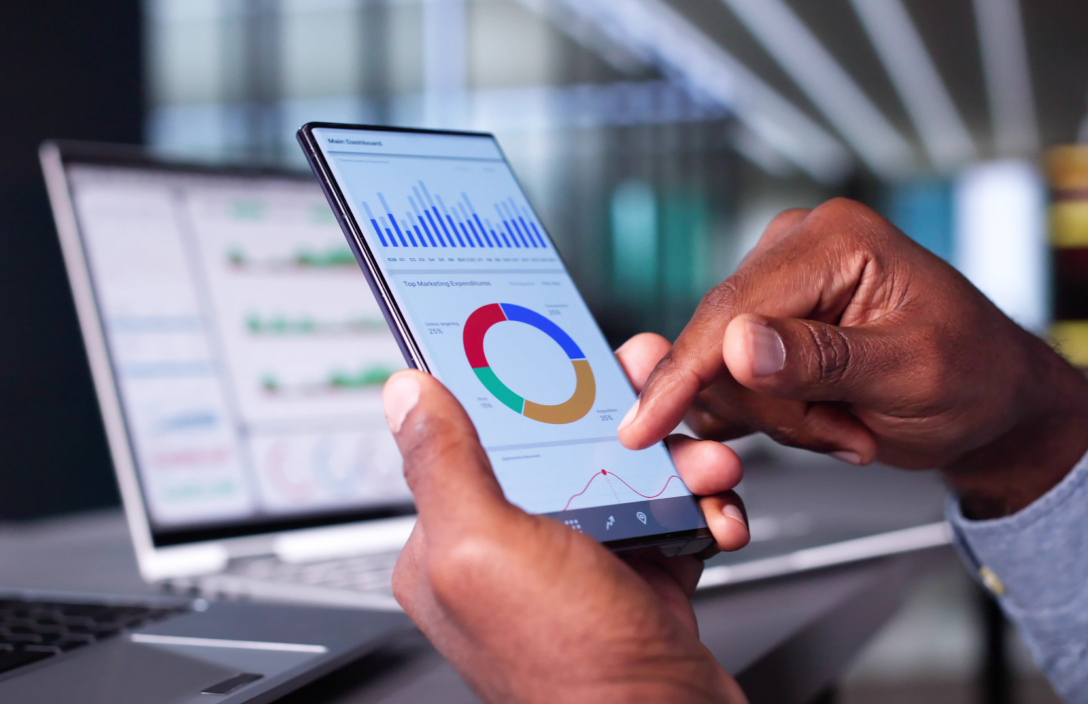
[0,509,946,703]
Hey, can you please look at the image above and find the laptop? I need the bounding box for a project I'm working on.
[40,141,416,610]
[0,141,419,702]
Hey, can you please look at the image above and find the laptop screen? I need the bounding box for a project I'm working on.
[61,157,413,546]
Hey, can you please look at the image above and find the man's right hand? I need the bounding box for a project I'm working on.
[618,198,1088,520]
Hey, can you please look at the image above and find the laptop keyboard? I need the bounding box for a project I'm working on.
[0,598,186,676]
[229,551,400,594]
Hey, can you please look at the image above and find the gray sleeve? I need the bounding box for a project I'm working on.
[946,449,1088,704]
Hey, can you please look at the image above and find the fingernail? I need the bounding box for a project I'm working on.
[722,503,747,527]
[747,318,785,377]
[831,450,861,465]
[383,374,420,434]
[617,397,640,432]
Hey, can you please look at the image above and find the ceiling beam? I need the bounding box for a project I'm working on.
[515,0,854,183]
[971,0,1039,155]
[720,0,914,179]
[848,0,975,171]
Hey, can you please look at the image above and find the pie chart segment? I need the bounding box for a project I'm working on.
[463,303,595,424]
[523,359,595,424]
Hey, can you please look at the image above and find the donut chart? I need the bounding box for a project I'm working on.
[463,303,595,424]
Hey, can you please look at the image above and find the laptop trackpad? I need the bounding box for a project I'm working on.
[0,637,319,704]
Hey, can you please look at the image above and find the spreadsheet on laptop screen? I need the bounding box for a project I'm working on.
[67,165,411,531]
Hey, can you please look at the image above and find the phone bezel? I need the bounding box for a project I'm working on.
[296,122,712,552]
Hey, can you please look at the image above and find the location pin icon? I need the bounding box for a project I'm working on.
[636,511,647,525]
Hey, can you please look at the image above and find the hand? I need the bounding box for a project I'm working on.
[618,198,1088,519]
[382,366,748,704]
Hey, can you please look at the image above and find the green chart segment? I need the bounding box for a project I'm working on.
[463,303,596,425]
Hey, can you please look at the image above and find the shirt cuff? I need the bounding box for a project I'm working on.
[946,448,1088,701]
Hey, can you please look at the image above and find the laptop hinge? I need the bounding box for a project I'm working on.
[272,516,415,564]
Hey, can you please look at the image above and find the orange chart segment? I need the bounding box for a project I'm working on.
[523,360,595,423]
[464,303,596,424]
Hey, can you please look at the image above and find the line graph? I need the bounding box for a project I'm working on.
[562,469,685,511]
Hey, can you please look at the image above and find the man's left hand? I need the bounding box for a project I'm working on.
[383,340,749,704]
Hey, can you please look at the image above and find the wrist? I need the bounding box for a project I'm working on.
[585,659,741,704]
[943,340,1088,519]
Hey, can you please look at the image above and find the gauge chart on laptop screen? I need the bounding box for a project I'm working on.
[315,127,703,540]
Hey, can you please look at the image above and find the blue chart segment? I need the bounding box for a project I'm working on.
[361,182,549,250]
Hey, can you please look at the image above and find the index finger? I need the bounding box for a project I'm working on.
[617,200,870,450]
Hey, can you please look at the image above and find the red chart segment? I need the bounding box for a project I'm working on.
[463,303,506,369]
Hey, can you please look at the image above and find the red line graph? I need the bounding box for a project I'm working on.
[562,470,684,511]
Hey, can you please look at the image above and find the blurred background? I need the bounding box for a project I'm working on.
[2,0,1087,701]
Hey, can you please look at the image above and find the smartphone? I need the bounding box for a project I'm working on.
[298,122,711,553]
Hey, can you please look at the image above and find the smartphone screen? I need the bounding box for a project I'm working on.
[303,124,708,549]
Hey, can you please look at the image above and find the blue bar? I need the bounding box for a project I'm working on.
[431,206,458,246]
[378,215,398,247]
[487,218,512,247]
[450,215,474,247]
[417,185,456,247]
[436,195,473,247]
[421,216,442,246]
[459,204,488,246]
[417,181,456,248]
[510,201,542,247]
[458,219,477,247]
[526,217,546,248]
[441,207,469,246]
[412,222,428,248]
[495,205,524,247]
[501,217,523,246]
[467,217,488,247]
[463,194,497,247]
[378,194,410,246]
[440,209,464,246]
[509,221,525,247]
[372,220,388,246]
[406,213,426,247]
[410,195,441,247]
[506,208,532,248]
[401,216,419,246]
[428,209,451,246]
[362,202,388,247]
[517,216,539,247]
[516,205,544,247]
[382,215,408,247]
[502,202,532,247]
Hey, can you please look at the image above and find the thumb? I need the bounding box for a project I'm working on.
[383,370,510,534]
[723,314,903,406]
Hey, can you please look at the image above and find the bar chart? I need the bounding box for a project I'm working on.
[360,181,549,250]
